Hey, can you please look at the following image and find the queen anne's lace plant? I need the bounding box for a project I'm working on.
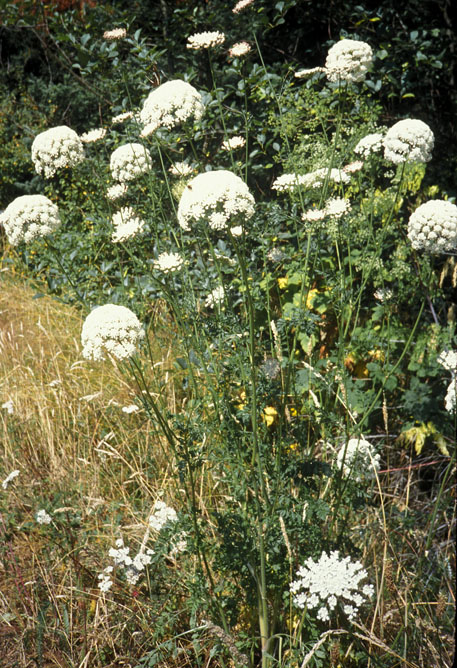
[232,0,254,13]
[111,111,134,124]
[31,126,85,178]
[110,143,152,182]
[98,567,114,592]
[325,39,373,83]
[122,404,140,414]
[228,41,252,58]
[177,170,255,231]
[81,304,145,361]
[108,538,154,586]
[221,135,246,151]
[1,399,14,414]
[336,437,380,479]
[290,550,374,622]
[343,160,364,173]
[111,207,145,243]
[153,252,185,274]
[169,161,194,177]
[187,31,225,50]
[438,350,457,413]
[407,200,457,254]
[445,378,457,413]
[149,500,178,531]
[437,350,457,373]
[80,128,107,143]
[103,28,126,40]
[295,67,326,78]
[302,198,351,224]
[325,197,351,218]
[205,286,225,308]
[107,183,128,201]
[1,195,61,246]
[36,509,52,525]
[302,207,327,222]
[383,119,434,164]
[272,168,350,192]
[139,80,204,136]
[354,132,384,158]
[2,470,19,490]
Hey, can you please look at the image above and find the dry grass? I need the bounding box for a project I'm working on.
[0,271,182,667]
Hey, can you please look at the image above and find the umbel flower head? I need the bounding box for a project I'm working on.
[325,39,373,83]
[153,252,185,274]
[81,304,145,361]
[272,168,350,192]
[186,31,225,50]
[110,143,152,182]
[383,119,434,164]
[31,126,85,178]
[0,194,61,246]
[139,80,204,136]
[407,199,457,254]
[445,378,457,413]
[177,170,255,231]
[111,207,145,243]
[336,437,380,479]
[354,132,384,158]
[290,550,374,622]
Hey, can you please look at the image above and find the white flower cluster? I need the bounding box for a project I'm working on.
[106,537,154,587]
[36,509,52,525]
[149,500,178,531]
[407,199,457,254]
[302,197,351,223]
[110,143,152,182]
[437,350,457,373]
[169,161,194,177]
[343,160,364,173]
[107,183,128,201]
[98,566,114,592]
[112,111,134,124]
[326,197,351,218]
[1,399,14,414]
[139,80,204,136]
[81,304,144,361]
[444,378,457,413]
[205,286,225,308]
[80,128,107,143]
[103,28,126,40]
[31,126,85,178]
[325,39,373,83]
[177,170,255,231]
[354,132,384,158]
[232,0,254,13]
[228,41,252,58]
[187,31,225,50]
[272,168,350,192]
[336,437,381,479]
[2,469,19,490]
[295,67,326,78]
[290,550,374,622]
[153,252,185,274]
[122,404,140,414]
[221,135,246,151]
[383,119,434,164]
[111,207,145,243]
[438,350,457,413]
[0,195,61,246]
